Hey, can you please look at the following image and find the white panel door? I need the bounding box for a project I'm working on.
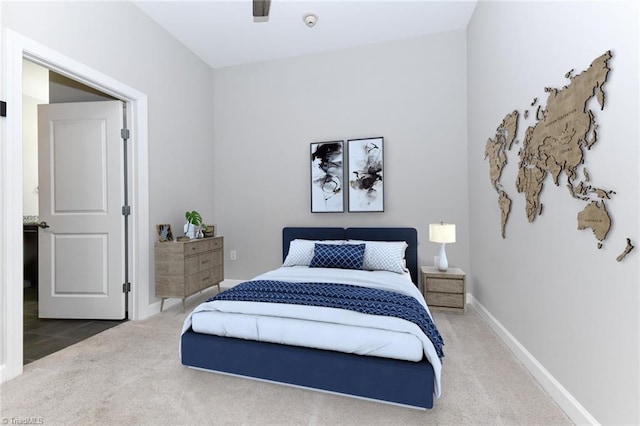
[38,101,125,319]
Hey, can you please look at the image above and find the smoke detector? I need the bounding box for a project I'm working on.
[303,13,318,27]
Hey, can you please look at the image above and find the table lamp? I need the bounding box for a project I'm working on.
[429,223,456,271]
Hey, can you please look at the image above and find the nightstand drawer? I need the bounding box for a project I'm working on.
[426,292,464,308]
[426,277,463,293]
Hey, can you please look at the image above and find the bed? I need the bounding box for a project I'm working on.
[180,227,443,409]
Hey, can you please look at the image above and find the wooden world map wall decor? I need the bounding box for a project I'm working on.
[484,50,635,262]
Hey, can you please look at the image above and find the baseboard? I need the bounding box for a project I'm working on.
[219,279,244,289]
[468,294,599,426]
[148,279,245,315]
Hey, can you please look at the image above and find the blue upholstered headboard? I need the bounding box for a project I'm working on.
[282,227,419,285]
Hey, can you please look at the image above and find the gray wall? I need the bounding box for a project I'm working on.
[212,30,470,281]
[467,1,639,424]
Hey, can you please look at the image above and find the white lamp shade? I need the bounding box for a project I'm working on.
[429,223,456,243]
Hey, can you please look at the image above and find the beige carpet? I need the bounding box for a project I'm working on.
[1,290,572,425]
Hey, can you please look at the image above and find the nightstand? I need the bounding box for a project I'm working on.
[421,266,466,313]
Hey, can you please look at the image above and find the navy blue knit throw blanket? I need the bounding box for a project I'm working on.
[208,280,444,359]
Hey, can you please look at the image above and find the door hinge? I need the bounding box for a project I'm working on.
[121,128,130,140]
[122,282,131,293]
[122,205,131,216]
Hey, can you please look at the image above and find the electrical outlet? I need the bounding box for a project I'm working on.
[230,250,237,261]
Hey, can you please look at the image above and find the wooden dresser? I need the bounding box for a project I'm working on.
[421,266,466,313]
[155,236,223,312]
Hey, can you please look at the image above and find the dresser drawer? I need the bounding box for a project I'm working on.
[185,237,223,254]
[426,277,463,294]
[197,252,216,272]
[210,265,223,283]
[184,240,209,255]
[207,238,223,250]
[184,254,200,275]
[185,269,212,296]
[426,292,464,308]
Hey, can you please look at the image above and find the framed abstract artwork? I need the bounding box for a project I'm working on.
[310,140,344,213]
[156,224,174,242]
[348,137,384,212]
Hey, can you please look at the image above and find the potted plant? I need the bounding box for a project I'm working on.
[184,210,205,239]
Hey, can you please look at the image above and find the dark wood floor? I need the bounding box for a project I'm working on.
[23,286,124,364]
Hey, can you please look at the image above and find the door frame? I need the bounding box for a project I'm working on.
[1,29,150,382]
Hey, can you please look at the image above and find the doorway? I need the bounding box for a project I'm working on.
[22,61,125,364]
[2,29,151,382]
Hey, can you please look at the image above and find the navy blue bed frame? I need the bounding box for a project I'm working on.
[181,227,435,409]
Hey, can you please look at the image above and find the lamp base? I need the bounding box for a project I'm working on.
[438,243,449,271]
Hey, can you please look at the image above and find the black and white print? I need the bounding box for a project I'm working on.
[310,141,344,213]
[348,137,384,212]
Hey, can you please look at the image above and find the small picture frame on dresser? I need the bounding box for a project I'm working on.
[204,224,216,238]
[156,224,173,242]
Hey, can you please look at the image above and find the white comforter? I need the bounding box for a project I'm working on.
[181,266,442,397]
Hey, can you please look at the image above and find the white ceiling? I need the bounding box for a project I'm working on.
[134,0,478,69]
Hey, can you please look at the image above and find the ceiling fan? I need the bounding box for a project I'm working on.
[253,0,271,18]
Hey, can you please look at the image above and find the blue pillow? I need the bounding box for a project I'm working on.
[309,243,365,270]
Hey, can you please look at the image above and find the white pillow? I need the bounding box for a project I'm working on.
[283,239,345,266]
[348,240,408,274]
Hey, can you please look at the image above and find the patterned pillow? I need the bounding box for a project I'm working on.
[283,239,345,267]
[309,243,365,270]
[349,240,408,274]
